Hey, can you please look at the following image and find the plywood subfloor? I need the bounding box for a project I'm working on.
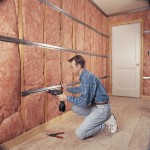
[10,96,150,150]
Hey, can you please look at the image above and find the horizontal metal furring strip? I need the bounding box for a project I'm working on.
[39,0,109,38]
[22,81,80,97]
[143,77,150,80]
[0,35,109,58]
[144,30,150,34]
[22,75,109,96]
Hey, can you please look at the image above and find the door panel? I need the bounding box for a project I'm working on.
[112,23,141,98]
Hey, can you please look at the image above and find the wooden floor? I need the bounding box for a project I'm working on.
[9,96,150,150]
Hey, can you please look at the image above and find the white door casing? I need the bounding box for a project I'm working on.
[112,23,141,98]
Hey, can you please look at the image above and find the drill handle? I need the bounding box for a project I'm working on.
[48,89,62,96]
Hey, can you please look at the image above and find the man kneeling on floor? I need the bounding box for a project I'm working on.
[57,55,118,140]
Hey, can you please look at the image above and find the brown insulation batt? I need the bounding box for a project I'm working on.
[22,0,45,131]
[96,9,103,79]
[61,0,75,110]
[75,0,84,51]
[90,6,97,76]
[75,0,91,71]
[143,34,150,95]
[102,15,109,90]
[0,0,24,144]
[61,0,75,84]
[91,7,102,77]
[102,37,108,89]
[84,0,92,71]
[75,0,87,72]
[45,0,61,121]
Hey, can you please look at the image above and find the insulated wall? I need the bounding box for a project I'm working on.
[109,10,150,96]
[0,0,109,145]
[0,0,24,144]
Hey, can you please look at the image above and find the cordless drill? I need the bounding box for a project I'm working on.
[48,89,65,112]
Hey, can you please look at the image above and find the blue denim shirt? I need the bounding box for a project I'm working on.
[67,69,109,106]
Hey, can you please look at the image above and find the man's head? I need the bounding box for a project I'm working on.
[68,55,85,68]
[68,55,85,76]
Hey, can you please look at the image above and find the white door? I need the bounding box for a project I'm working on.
[112,23,141,98]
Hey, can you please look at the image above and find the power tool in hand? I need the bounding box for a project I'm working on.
[48,89,66,112]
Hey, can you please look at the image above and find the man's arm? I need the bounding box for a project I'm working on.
[67,79,96,106]
[67,86,81,94]
[57,82,91,106]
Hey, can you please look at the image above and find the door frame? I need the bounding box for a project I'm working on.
[109,19,143,98]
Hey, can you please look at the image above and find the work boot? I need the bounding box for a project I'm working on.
[105,114,118,133]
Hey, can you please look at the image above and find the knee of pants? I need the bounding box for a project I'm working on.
[75,129,86,140]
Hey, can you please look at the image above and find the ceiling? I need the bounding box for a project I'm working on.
[91,0,150,16]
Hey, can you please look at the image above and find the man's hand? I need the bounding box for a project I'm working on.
[61,82,67,90]
[57,93,67,101]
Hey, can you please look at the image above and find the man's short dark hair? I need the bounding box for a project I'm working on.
[68,55,86,68]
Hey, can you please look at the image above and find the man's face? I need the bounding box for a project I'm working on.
[70,60,81,76]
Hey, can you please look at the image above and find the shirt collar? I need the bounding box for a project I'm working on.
[79,69,87,80]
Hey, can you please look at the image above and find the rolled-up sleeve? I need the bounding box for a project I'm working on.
[67,86,81,94]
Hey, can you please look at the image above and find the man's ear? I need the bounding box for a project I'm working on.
[77,64,81,70]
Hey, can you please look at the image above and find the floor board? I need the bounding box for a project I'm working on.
[10,96,150,150]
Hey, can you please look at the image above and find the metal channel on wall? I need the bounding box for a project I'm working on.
[40,0,109,38]
[0,35,109,58]
[144,30,150,34]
